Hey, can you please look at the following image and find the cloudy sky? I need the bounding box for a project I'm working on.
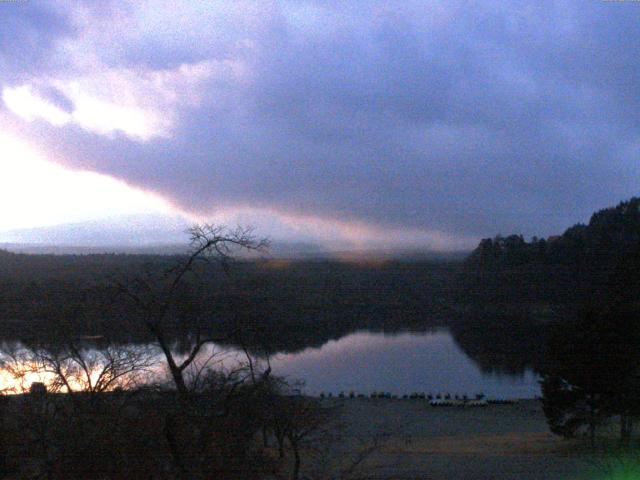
[0,1,638,251]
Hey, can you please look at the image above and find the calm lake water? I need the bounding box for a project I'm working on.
[269,329,540,399]
[0,329,540,399]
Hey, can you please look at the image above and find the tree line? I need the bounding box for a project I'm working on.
[463,197,640,446]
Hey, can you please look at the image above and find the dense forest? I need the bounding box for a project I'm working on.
[462,197,640,308]
[0,197,639,373]
[455,197,640,374]
[0,251,459,353]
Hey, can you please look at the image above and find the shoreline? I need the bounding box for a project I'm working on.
[307,398,600,479]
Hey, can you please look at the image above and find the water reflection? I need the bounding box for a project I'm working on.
[0,329,540,399]
[0,342,159,394]
[270,329,540,399]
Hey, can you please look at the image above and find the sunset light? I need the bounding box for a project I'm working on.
[0,134,174,232]
[0,2,638,478]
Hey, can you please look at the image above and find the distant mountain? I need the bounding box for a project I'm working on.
[0,214,329,257]
[0,243,189,255]
[0,214,192,248]
[0,214,469,260]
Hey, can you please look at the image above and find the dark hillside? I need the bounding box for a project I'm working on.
[461,197,640,309]
[452,198,640,374]
[0,253,460,352]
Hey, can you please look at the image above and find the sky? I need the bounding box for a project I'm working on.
[0,1,639,251]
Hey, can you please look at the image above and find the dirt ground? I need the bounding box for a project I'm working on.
[304,399,604,479]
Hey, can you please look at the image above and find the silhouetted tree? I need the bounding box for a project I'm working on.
[116,224,268,396]
[540,375,589,439]
[268,394,331,480]
[541,304,640,446]
[2,340,155,398]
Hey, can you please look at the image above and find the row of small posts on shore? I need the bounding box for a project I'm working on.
[27,382,516,406]
[318,391,517,405]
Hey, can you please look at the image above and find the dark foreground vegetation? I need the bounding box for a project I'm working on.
[0,197,639,477]
[0,226,337,479]
[0,370,334,479]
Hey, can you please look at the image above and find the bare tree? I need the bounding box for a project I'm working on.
[1,340,156,397]
[265,393,332,480]
[110,225,275,479]
[0,340,158,479]
[116,224,269,396]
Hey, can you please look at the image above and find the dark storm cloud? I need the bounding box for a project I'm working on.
[3,1,640,242]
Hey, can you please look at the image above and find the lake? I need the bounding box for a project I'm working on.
[269,329,540,399]
[0,329,540,399]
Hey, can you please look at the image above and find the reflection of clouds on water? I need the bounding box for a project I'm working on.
[270,330,540,399]
[0,343,162,395]
[0,330,540,399]
[270,330,451,376]
[0,342,256,394]
[0,364,53,394]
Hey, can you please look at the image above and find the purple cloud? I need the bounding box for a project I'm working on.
[1,1,639,246]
